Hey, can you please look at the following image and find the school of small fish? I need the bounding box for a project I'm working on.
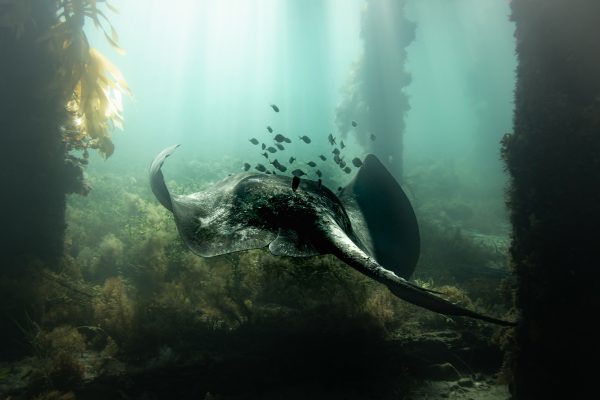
[241,104,377,191]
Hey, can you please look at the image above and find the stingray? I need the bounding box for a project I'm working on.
[150,145,515,326]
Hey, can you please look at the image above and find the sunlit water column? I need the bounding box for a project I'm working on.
[88,0,363,170]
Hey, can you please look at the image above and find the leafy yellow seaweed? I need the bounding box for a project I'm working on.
[64,48,130,157]
[40,0,130,158]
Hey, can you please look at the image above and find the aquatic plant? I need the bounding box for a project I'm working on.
[38,275,94,328]
[39,0,130,158]
[30,326,86,389]
[42,326,87,357]
[80,233,124,282]
[92,276,135,341]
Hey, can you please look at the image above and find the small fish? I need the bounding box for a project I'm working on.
[328,133,336,146]
[273,171,277,175]
[332,148,340,155]
[333,154,341,165]
[271,104,280,112]
[339,160,347,169]
[340,140,346,149]
[266,170,272,174]
[261,152,269,159]
[299,135,311,144]
[292,169,306,177]
[267,126,273,133]
[306,161,317,168]
[316,169,322,178]
[352,157,363,168]
[289,157,296,164]
[319,155,327,161]
[337,186,343,193]
[370,133,376,141]
[351,120,357,127]
[262,143,266,150]
[255,164,266,172]
[343,166,352,174]
[267,146,277,153]
[317,179,322,189]
[274,134,288,143]
[275,143,285,151]
[243,163,251,171]
[249,138,259,145]
[292,176,300,192]
[271,159,287,172]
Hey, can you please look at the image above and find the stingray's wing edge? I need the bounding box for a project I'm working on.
[341,154,420,279]
[149,144,180,212]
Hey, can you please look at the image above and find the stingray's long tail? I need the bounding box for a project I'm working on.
[328,225,516,327]
[149,145,179,212]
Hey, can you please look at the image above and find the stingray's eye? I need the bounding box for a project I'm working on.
[193,216,202,232]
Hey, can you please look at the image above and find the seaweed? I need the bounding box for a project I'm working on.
[1,154,514,395]
[93,277,135,342]
[37,0,131,159]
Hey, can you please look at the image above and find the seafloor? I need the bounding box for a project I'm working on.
[0,160,514,400]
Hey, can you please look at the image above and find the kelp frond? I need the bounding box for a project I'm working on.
[40,0,130,158]
[59,0,126,55]
[64,48,130,157]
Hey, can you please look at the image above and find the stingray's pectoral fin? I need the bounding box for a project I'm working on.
[328,225,516,327]
[149,144,180,212]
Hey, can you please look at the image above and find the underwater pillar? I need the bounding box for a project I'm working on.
[361,0,414,179]
[504,0,600,398]
[335,0,413,180]
[0,1,67,264]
